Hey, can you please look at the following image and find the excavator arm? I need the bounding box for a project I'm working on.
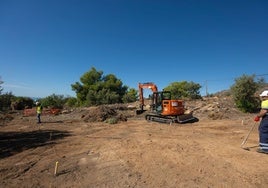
[137,82,158,114]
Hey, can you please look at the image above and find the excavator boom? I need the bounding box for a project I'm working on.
[136,82,158,114]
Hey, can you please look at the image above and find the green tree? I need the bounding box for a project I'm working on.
[71,67,103,104]
[122,88,138,103]
[71,67,128,106]
[65,97,78,107]
[40,94,66,108]
[164,81,202,99]
[0,92,15,111]
[230,74,264,113]
[12,96,34,110]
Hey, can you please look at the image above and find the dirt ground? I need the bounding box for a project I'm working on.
[1,102,268,188]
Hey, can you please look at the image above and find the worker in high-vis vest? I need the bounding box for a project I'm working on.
[36,101,43,124]
[254,90,268,154]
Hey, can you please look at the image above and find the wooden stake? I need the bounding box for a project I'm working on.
[54,161,59,176]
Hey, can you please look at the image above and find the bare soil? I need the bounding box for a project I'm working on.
[1,99,268,188]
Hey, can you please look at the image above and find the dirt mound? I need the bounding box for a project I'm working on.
[81,104,131,123]
[0,112,15,126]
[186,96,246,120]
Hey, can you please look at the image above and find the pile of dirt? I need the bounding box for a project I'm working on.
[0,112,15,126]
[185,96,246,120]
[81,104,132,123]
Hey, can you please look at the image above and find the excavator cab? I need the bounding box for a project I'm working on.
[150,91,185,116]
[150,91,171,114]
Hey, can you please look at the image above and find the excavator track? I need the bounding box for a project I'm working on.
[145,114,177,124]
[145,113,197,124]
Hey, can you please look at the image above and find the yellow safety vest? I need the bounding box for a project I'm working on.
[261,100,268,109]
[37,106,42,114]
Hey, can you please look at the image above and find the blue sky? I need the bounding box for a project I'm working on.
[1,0,268,98]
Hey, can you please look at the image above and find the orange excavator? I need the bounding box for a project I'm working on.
[136,82,196,124]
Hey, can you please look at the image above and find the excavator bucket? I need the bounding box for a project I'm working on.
[177,113,197,123]
[136,109,146,115]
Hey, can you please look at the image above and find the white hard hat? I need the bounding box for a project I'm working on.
[260,90,268,97]
[36,101,40,105]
